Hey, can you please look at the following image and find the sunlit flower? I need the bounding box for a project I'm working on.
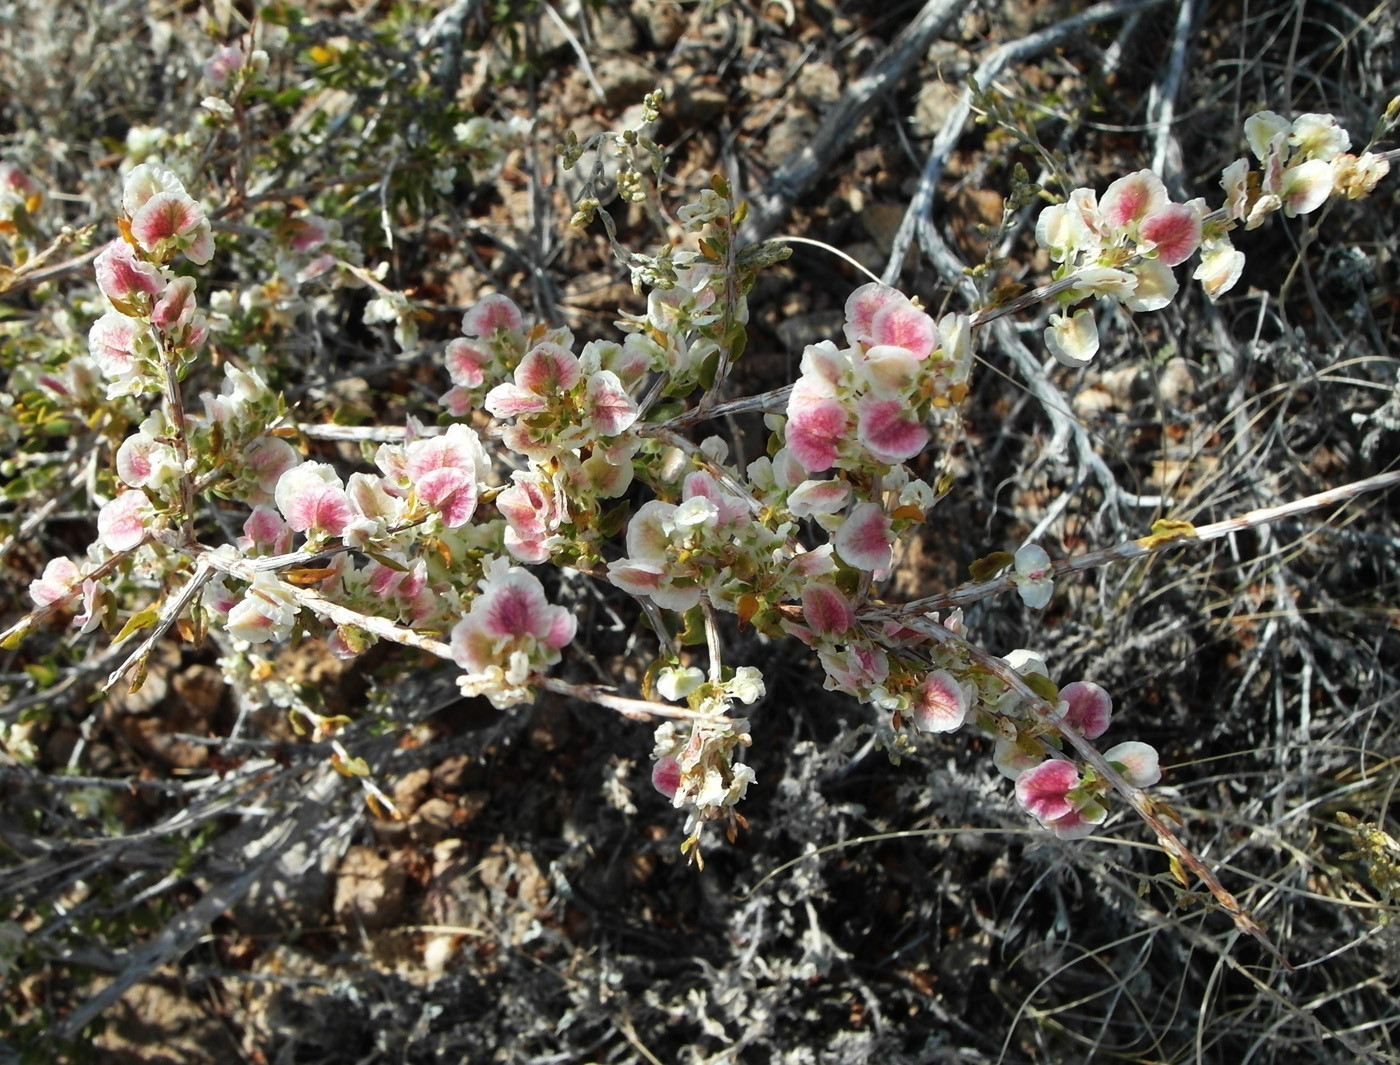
[833,502,894,572]
[450,559,576,708]
[116,431,180,490]
[97,491,152,552]
[29,557,83,609]
[274,462,353,540]
[226,571,300,644]
[123,163,213,265]
[94,241,164,308]
[1193,237,1246,300]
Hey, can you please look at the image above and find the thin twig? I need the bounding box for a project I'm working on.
[877,468,1400,619]
[101,560,215,693]
[738,0,971,244]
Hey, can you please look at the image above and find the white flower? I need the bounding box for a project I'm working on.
[1045,308,1100,367]
[1289,113,1350,162]
[728,666,765,705]
[658,666,705,702]
[1012,543,1054,609]
[1193,237,1246,301]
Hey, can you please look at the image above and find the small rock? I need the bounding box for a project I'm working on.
[333,846,406,932]
[763,108,818,171]
[432,754,481,792]
[673,79,728,123]
[1157,356,1197,406]
[632,0,686,48]
[912,80,961,138]
[172,665,225,719]
[594,56,656,109]
[392,768,432,815]
[410,798,457,845]
[795,62,841,108]
[588,3,641,52]
[1098,364,1141,405]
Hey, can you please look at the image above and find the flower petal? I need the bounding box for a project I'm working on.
[1060,680,1113,739]
[911,670,969,733]
[802,583,855,636]
[1015,759,1080,822]
[834,502,893,572]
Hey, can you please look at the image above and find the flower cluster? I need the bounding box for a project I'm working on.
[786,283,971,472]
[986,654,1161,838]
[649,666,766,858]
[606,468,786,612]
[451,559,577,709]
[1036,169,1203,365]
[1037,109,1390,364]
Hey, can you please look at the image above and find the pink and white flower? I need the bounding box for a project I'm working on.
[497,470,566,564]
[94,241,164,308]
[461,292,524,338]
[238,505,292,555]
[855,394,929,464]
[1014,759,1080,824]
[445,338,492,388]
[274,462,353,540]
[97,491,152,552]
[910,669,970,733]
[450,559,576,708]
[116,431,180,490]
[88,312,148,379]
[122,163,213,265]
[226,572,300,644]
[29,557,83,609]
[1059,680,1112,739]
[1103,740,1162,787]
[243,437,301,502]
[833,502,893,573]
[1099,170,1169,231]
[801,583,855,636]
[404,425,484,528]
[1011,543,1054,609]
[150,276,198,332]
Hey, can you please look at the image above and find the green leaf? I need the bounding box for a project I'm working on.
[363,549,409,572]
[1022,672,1060,706]
[1,622,31,650]
[598,500,631,539]
[969,551,1014,581]
[113,607,160,644]
[727,321,748,362]
[678,604,707,647]
[697,347,721,392]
